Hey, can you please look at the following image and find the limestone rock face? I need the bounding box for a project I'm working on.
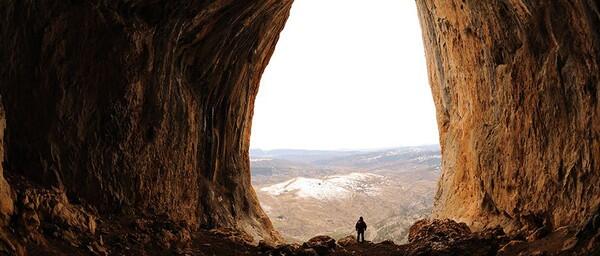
[0,100,13,226]
[416,0,599,232]
[0,0,292,242]
[1,0,599,249]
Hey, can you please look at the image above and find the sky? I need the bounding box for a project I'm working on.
[250,0,438,150]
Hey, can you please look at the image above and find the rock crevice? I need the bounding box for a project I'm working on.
[0,0,292,243]
[416,0,599,233]
[0,0,598,253]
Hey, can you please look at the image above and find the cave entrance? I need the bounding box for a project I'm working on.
[249,0,440,244]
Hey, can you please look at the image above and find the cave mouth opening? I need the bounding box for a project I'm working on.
[249,0,441,244]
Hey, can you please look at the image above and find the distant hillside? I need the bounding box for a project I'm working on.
[250,145,441,243]
[250,148,362,164]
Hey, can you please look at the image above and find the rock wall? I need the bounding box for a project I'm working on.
[1,0,599,247]
[0,0,292,242]
[416,0,599,233]
[0,99,13,226]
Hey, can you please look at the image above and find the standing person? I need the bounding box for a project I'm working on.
[355,216,367,243]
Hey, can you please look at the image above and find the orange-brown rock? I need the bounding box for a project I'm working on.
[0,0,599,254]
[0,100,13,226]
[0,100,17,255]
[416,0,600,233]
[408,219,472,244]
[0,0,292,243]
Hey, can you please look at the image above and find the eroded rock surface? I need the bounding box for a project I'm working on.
[1,0,292,243]
[0,100,13,226]
[0,0,599,254]
[0,100,17,255]
[416,0,600,234]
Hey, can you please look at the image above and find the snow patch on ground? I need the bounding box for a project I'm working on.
[260,173,385,200]
[415,155,441,161]
[251,158,272,162]
[365,155,384,161]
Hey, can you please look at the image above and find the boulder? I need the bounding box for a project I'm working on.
[408,219,471,243]
[20,187,97,234]
[337,235,357,247]
[302,235,336,255]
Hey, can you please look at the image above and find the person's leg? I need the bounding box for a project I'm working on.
[357,232,360,242]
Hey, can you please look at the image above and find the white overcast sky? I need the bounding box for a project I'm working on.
[250,0,439,150]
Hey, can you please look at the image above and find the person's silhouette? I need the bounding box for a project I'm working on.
[355,216,367,243]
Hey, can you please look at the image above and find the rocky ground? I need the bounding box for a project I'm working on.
[1,178,599,256]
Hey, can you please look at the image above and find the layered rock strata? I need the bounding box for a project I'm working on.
[416,0,599,233]
[0,101,13,226]
[0,0,293,242]
[0,0,598,251]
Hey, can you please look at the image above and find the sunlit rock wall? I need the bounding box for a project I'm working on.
[417,0,599,233]
[2,0,599,245]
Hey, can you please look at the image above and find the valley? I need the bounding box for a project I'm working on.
[250,145,441,243]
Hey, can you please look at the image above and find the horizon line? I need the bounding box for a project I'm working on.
[249,143,440,152]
